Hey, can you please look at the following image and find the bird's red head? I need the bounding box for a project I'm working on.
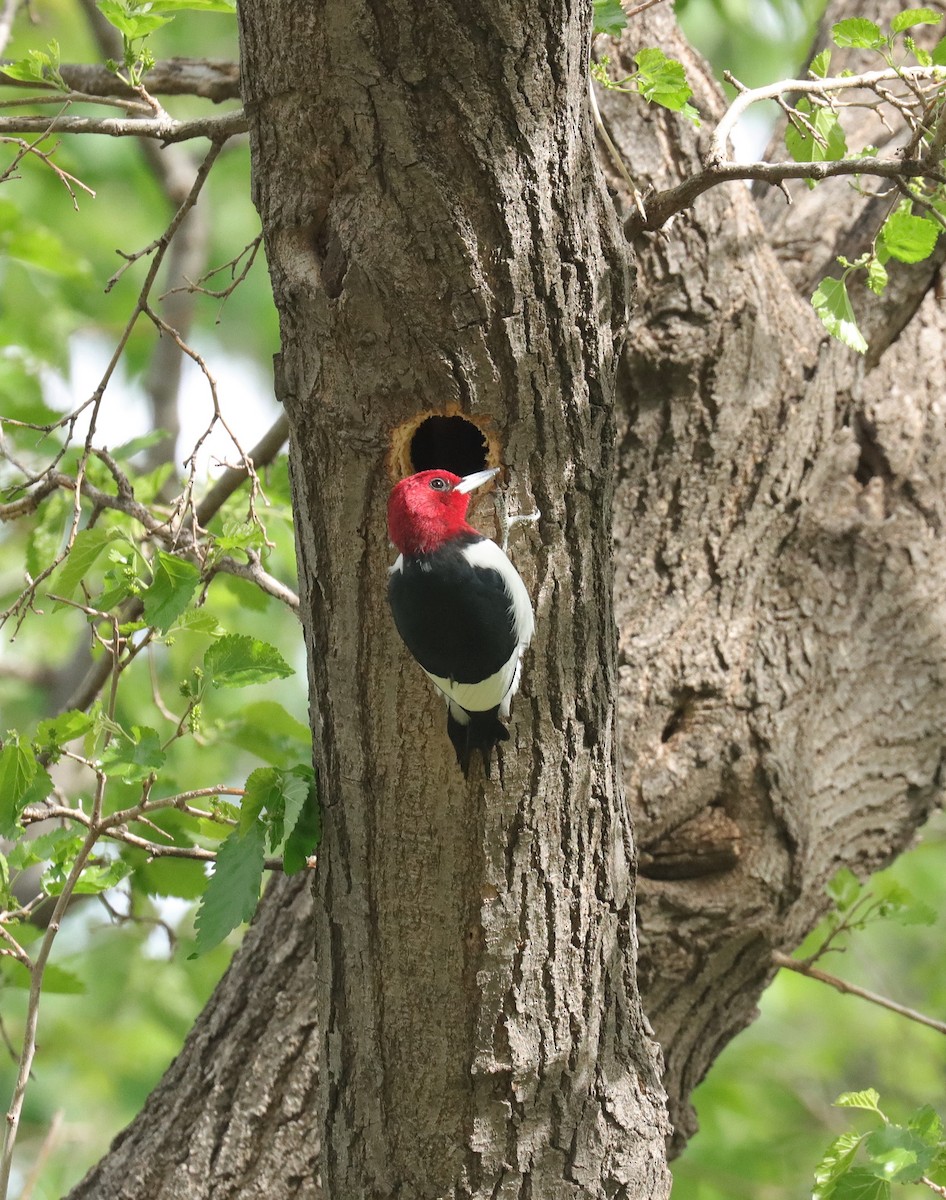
[387,467,498,556]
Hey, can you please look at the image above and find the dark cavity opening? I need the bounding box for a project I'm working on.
[410,415,488,477]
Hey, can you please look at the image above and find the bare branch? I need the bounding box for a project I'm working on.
[0,107,246,142]
[0,57,241,102]
[772,950,946,1036]
[625,157,946,237]
[709,65,946,163]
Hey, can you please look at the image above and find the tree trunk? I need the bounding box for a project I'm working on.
[600,0,946,1148]
[240,0,669,1196]
[67,0,946,1194]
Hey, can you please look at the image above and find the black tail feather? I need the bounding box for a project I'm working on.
[446,707,509,779]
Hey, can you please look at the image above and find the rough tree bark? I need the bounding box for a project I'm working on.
[68,0,946,1195]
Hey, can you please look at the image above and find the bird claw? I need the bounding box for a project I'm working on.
[494,489,540,552]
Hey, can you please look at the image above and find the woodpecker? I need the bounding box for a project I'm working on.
[387,467,534,778]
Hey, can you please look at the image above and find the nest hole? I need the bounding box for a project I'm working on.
[389,412,497,480]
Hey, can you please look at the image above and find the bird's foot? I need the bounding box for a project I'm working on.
[494,490,540,552]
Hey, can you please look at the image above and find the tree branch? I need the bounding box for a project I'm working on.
[772,950,946,1036]
[709,65,946,162]
[0,57,241,102]
[0,108,246,142]
[625,157,946,237]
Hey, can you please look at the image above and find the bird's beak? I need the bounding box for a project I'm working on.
[454,467,500,495]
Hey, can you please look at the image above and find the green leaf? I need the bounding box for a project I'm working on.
[812,277,868,354]
[809,49,832,77]
[283,785,321,875]
[99,725,165,782]
[25,490,69,581]
[872,876,937,925]
[835,1089,884,1116]
[97,0,173,39]
[831,1168,891,1200]
[44,857,131,896]
[191,822,266,956]
[832,18,887,49]
[0,736,52,835]
[129,854,207,900]
[203,634,294,689]
[34,709,94,758]
[813,1131,866,1200]
[891,8,941,34]
[241,764,313,849]
[221,700,310,767]
[866,257,888,296]
[110,430,171,460]
[880,208,939,263]
[785,98,847,165]
[147,0,235,10]
[865,1124,935,1183]
[933,33,946,64]
[633,48,700,124]
[1,959,86,994]
[827,867,862,911]
[592,0,627,36]
[52,527,113,602]
[908,1104,944,1147]
[142,552,201,632]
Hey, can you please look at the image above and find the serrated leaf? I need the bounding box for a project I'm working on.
[203,634,294,688]
[240,766,282,833]
[908,1104,944,1147]
[10,826,79,871]
[44,857,131,896]
[592,0,627,36]
[785,97,847,165]
[52,527,112,602]
[0,737,52,834]
[813,1131,866,1200]
[241,764,313,849]
[191,822,265,956]
[892,8,941,34]
[34,709,94,756]
[831,1167,891,1200]
[832,18,887,49]
[142,552,201,632]
[933,33,946,64]
[173,608,222,635]
[810,49,832,77]
[865,1124,935,1183]
[836,1089,884,1116]
[812,277,868,354]
[880,209,939,263]
[633,48,698,122]
[99,725,165,782]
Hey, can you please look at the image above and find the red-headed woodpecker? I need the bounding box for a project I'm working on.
[387,467,534,778]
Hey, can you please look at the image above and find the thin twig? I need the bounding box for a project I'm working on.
[772,950,946,1035]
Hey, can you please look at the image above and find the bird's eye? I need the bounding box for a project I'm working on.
[429,477,448,491]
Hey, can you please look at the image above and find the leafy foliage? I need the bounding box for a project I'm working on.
[779,11,946,350]
[0,1,310,1192]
